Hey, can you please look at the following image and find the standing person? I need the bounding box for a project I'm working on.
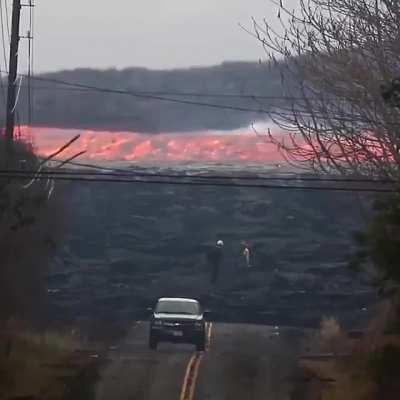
[241,241,252,268]
[207,240,224,284]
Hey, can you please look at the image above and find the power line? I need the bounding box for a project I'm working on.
[0,72,324,115]
[0,73,6,115]
[17,84,303,101]
[12,80,391,122]
[0,1,8,71]
[0,167,396,184]
[2,72,299,101]
[0,170,396,192]
[1,70,395,129]
[0,0,8,125]
[27,0,33,124]
[4,72,271,114]
[0,172,396,193]
[18,83,387,124]
[18,82,375,122]
[3,71,395,126]
[3,0,9,42]
[46,158,398,184]
[5,0,22,143]
[10,74,22,113]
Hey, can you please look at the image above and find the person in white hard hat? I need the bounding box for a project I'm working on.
[207,240,224,284]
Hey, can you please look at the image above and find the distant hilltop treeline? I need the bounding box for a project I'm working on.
[4,61,286,133]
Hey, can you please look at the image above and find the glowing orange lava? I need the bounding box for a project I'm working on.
[19,126,287,163]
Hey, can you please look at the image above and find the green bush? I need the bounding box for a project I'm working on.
[368,344,400,386]
[350,191,400,290]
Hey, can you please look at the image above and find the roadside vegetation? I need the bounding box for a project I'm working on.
[0,137,65,325]
[298,302,400,400]
[3,0,400,397]
[350,190,400,293]
[0,327,79,399]
[255,1,400,399]
[254,0,400,178]
[0,137,98,399]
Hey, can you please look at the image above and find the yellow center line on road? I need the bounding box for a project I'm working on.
[180,354,197,400]
[206,322,213,351]
[179,322,213,400]
[188,353,203,400]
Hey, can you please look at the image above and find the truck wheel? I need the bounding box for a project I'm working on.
[149,335,158,350]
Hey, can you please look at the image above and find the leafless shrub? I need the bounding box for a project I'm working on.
[252,0,400,177]
[0,327,82,398]
[320,316,341,340]
[319,316,347,354]
[0,138,67,326]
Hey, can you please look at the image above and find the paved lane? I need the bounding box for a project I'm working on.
[197,323,298,400]
[95,321,193,400]
[95,322,299,400]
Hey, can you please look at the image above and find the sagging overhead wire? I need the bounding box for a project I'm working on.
[5,72,271,114]
[27,0,33,124]
[3,0,9,42]
[45,156,399,184]
[0,166,396,185]
[21,134,82,189]
[16,85,307,101]
[10,75,22,113]
[2,70,396,127]
[0,71,304,101]
[0,161,397,193]
[0,0,8,111]
[0,170,396,193]
[0,1,8,69]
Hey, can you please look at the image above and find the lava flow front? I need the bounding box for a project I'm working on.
[21,125,286,164]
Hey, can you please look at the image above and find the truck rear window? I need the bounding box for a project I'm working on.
[155,301,200,315]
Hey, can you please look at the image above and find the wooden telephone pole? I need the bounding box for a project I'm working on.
[5,0,22,148]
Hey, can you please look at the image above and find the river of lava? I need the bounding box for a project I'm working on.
[20,126,286,164]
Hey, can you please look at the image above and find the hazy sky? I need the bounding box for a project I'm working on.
[21,0,298,72]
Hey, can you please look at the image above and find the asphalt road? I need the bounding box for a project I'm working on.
[95,322,300,400]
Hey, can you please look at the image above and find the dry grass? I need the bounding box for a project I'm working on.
[302,316,351,355]
[0,329,84,400]
[319,316,349,354]
[299,316,374,400]
[0,138,67,323]
[298,306,400,400]
[300,358,376,400]
[0,140,97,399]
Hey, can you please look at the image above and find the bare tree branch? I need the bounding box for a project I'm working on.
[253,0,400,178]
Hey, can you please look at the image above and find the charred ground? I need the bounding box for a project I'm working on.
[46,167,377,330]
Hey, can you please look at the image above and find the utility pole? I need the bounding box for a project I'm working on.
[5,0,22,148]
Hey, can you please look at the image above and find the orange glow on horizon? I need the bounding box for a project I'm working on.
[19,126,287,164]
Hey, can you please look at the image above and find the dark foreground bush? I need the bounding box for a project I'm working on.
[368,344,400,387]
[0,138,66,325]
